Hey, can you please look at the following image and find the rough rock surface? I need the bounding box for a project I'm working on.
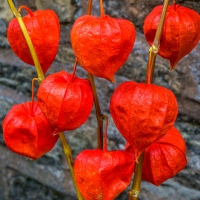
[0,0,200,200]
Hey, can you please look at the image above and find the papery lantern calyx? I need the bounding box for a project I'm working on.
[143,4,200,69]
[74,117,135,200]
[37,70,93,133]
[70,15,136,82]
[7,6,60,73]
[3,101,59,160]
[110,81,178,161]
[126,126,187,186]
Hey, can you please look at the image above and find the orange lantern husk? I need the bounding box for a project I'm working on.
[7,6,60,73]
[3,101,59,160]
[126,126,187,186]
[37,70,94,133]
[143,4,200,69]
[110,81,178,161]
[70,15,136,82]
[74,149,135,200]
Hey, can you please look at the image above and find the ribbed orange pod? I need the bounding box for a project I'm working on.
[110,82,178,161]
[7,6,60,73]
[74,149,134,200]
[3,102,59,160]
[126,126,187,186]
[37,71,93,133]
[143,4,200,69]
[70,15,136,82]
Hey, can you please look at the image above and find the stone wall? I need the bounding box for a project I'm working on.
[0,0,200,199]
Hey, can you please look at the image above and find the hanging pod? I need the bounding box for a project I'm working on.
[74,116,135,200]
[3,102,59,160]
[37,70,94,133]
[126,126,187,186]
[74,149,134,200]
[70,15,136,82]
[110,81,178,161]
[143,4,200,69]
[7,6,60,73]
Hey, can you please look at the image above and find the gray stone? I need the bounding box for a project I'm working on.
[0,0,13,22]
[56,46,76,64]
[35,0,77,23]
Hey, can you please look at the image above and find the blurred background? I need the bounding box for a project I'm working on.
[0,0,200,199]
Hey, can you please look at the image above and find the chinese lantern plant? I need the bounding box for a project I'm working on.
[126,126,187,186]
[3,102,59,160]
[143,3,200,69]
[7,6,60,74]
[74,117,135,200]
[37,70,94,133]
[70,0,136,82]
[110,81,178,161]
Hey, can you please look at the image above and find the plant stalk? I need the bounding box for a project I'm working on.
[128,152,144,200]
[99,0,105,16]
[173,1,176,11]
[88,74,104,149]
[129,0,170,199]
[59,133,83,200]
[7,1,83,199]
[152,0,170,50]
[31,78,38,116]
[146,46,157,84]
[103,115,108,151]
[146,0,170,84]
[87,0,93,15]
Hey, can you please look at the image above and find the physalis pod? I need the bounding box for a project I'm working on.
[110,82,178,161]
[37,71,93,133]
[7,6,60,73]
[126,127,187,186]
[3,102,58,159]
[71,15,136,82]
[143,4,200,69]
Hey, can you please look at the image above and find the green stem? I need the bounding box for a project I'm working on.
[129,0,170,199]
[59,133,83,200]
[7,1,83,199]
[146,0,170,84]
[152,0,170,50]
[128,152,144,200]
[146,46,157,84]
[7,0,44,82]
